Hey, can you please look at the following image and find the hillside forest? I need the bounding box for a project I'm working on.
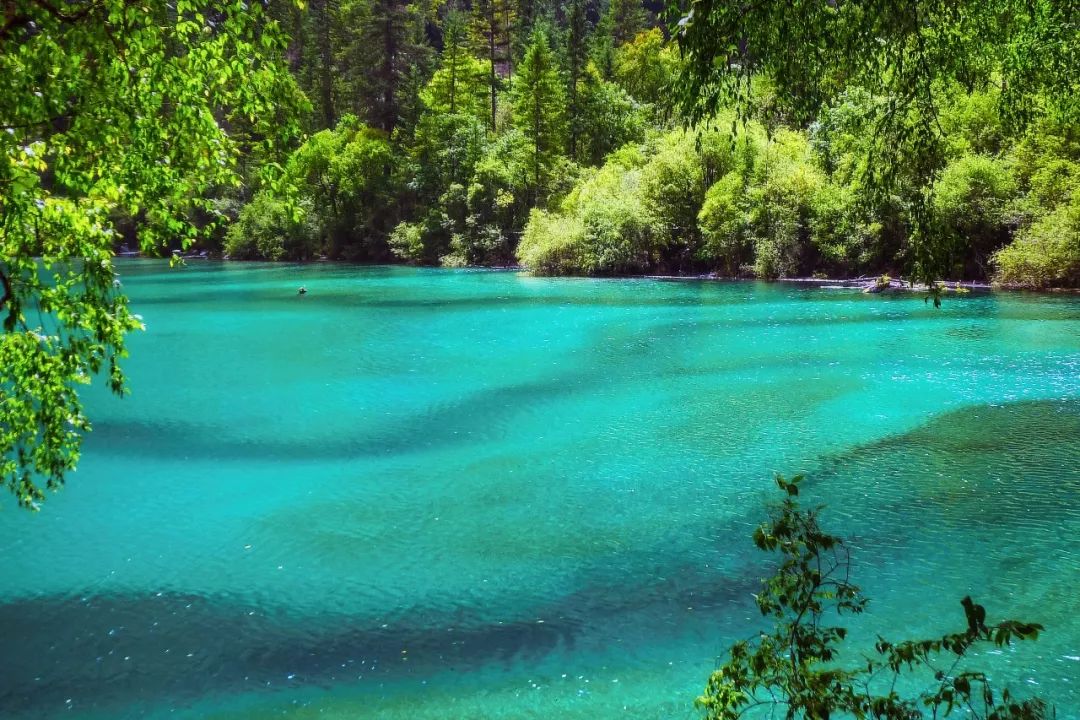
[175,2,1077,286]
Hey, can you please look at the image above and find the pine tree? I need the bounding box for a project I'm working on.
[512,29,567,204]
[472,0,515,130]
[313,0,337,128]
[565,0,590,161]
[603,0,645,47]
[332,0,434,133]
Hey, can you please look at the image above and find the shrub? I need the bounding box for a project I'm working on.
[286,115,399,260]
[517,142,665,275]
[746,132,825,278]
[388,221,425,264]
[576,66,648,166]
[640,130,706,261]
[224,192,317,261]
[516,208,586,275]
[698,171,750,274]
[994,189,1080,287]
[933,154,1017,278]
[699,475,1048,720]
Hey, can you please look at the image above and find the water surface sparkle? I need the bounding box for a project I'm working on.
[1,262,1077,718]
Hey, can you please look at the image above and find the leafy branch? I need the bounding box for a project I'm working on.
[698,474,1049,720]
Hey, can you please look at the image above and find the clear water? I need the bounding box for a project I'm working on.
[1,261,1078,719]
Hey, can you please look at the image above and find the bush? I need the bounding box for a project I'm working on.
[994,189,1080,287]
[933,154,1017,278]
[467,130,532,250]
[698,171,750,274]
[517,142,665,275]
[516,208,586,275]
[810,180,885,276]
[612,29,681,110]
[224,192,317,261]
[286,115,399,260]
[746,131,825,278]
[699,475,1048,720]
[640,130,706,263]
[388,221,425,263]
[575,66,648,166]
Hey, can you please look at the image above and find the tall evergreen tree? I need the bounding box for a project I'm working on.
[472,0,515,130]
[512,29,568,204]
[603,0,646,47]
[565,0,591,160]
[331,0,435,133]
[313,0,337,128]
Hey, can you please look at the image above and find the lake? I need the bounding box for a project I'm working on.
[1,261,1078,718]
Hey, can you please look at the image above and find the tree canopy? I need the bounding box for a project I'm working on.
[0,1,304,508]
[672,0,1080,281]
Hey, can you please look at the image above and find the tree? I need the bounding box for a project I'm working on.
[333,0,435,134]
[564,0,590,160]
[472,0,515,131]
[286,116,399,260]
[994,187,1080,288]
[699,475,1048,719]
[603,0,646,47]
[512,28,568,204]
[405,18,491,261]
[0,1,305,509]
[575,64,647,166]
[312,0,337,128]
[612,28,680,110]
[425,12,490,122]
[673,0,1079,283]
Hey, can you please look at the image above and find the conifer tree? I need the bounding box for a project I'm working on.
[472,0,515,130]
[603,0,646,47]
[512,29,568,204]
[565,0,591,160]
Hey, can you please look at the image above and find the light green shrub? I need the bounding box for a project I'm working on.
[698,171,750,274]
[517,208,587,275]
[389,221,426,263]
[994,189,1080,287]
[224,193,316,261]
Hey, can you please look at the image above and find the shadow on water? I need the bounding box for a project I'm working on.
[4,398,1078,716]
[0,558,766,717]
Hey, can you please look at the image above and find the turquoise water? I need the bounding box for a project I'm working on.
[1,261,1078,718]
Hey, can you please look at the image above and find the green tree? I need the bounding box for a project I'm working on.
[512,29,568,204]
[424,12,490,122]
[995,187,1080,288]
[564,0,591,160]
[224,193,318,261]
[673,0,1079,283]
[465,129,533,262]
[933,155,1017,279]
[286,116,399,260]
[612,28,680,110]
[575,64,647,166]
[0,1,304,509]
[699,172,751,275]
[700,475,1048,719]
[472,0,515,130]
[333,0,435,133]
[603,0,646,46]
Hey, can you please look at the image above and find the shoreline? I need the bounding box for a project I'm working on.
[118,255,1078,293]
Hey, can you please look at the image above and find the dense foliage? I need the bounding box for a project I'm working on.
[0,1,304,508]
[701,475,1048,719]
[2,1,1077,507]
[673,0,1079,283]
[213,0,1078,287]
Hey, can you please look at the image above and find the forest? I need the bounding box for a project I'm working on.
[1,4,1077,719]
[199,0,1080,287]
